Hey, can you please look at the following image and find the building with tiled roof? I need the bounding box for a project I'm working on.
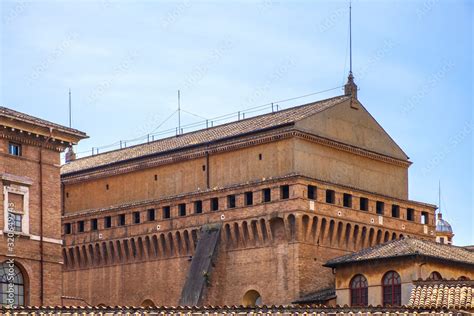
[0,107,87,306]
[408,280,473,311]
[324,237,473,309]
[56,75,445,307]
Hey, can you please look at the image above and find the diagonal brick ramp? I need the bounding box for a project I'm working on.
[179,223,222,306]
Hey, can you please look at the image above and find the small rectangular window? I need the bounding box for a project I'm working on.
[118,214,126,226]
[194,200,203,214]
[407,208,415,221]
[245,191,253,206]
[64,223,72,234]
[262,188,271,203]
[8,143,22,156]
[179,203,186,216]
[308,185,317,200]
[147,209,156,221]
[104,216,112,228]
[211,198,219,211]
[163,206,171,219]
[343,193,352,208]
[77,220,85,233]
[421,211,429,225]
[392,205,400,218]
[91,218,98,231]
[227,195,236,209]
[376,201,385,215]
[360,197,369,211]
[280,185,290,199]
[326,190,335,204]
[133,211,140,224]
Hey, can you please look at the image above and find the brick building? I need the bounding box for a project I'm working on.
[60,79,439,307]
[0,107,87,306]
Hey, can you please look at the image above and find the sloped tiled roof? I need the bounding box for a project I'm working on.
[408,281,474,310]
[324,237,474,267]
[61,95,349,175]
[0,106,86,138]
[293,287,336,304]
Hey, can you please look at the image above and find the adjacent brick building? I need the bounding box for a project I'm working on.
[60,80,439,307]
[0,107,86,306]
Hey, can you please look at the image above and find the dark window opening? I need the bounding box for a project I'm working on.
[118,214,126,226]
[8,143,21,156]
[154,174,158,181]
[258,153,262,160]
[147,209,156,221]
[383,271,401,306]
[350,274,368,306]
[163,206,171,219]
[376,201,385,215]
[326,190,335,204]
[407,208,415,221]
[194,200,203,214]
[392,205,400,218]
[308,185,317,200]
[280,185,289,199]
[104,216,112,228]
[421,211,429,225]
[64,223,72,234]
[106,184,109,190]
[91,218,98,231]
[179,203,186,216]
[343,193,352,208]
[133,211,140,224]
[211,198,219,211]
[262,188,271,203]
[66,192,69,198]
[77,221,85,233]
[360,197,369,211]
[202,165,206,171]
[245,191,253,206]
[227,195,236,209]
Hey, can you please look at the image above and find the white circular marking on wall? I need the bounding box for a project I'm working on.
[370,218,375,224]
[337,211,342,217]
[98,233,103,239]
[220,214,225,220]
[402,224,406,230]
[156,225,161,231]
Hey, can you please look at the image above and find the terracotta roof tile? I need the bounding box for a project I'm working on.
[408,282,474,310]
[324,237,474,267]
[61,95,349,175]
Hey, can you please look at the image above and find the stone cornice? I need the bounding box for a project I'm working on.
[61,127,411,184]
[0,128,69,151]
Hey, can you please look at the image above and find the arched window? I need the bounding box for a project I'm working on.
[428,271,442,281]
[0,262,25,306]
[382,271,401,306]
[458,276,470,281]
[242,290,262,307]
[350,274,368,306]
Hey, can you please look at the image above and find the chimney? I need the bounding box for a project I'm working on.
[344,72,358,99]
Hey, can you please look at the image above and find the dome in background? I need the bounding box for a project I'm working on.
[436,213,453,234]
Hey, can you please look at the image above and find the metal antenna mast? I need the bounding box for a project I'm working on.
[349,0,352,75]
[178,90,181,135]
[68,89,72,128]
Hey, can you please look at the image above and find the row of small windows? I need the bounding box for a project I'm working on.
[311,187,429,224]
[65,185,290,234]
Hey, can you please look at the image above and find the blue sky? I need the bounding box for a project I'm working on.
[1,1,472,245]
